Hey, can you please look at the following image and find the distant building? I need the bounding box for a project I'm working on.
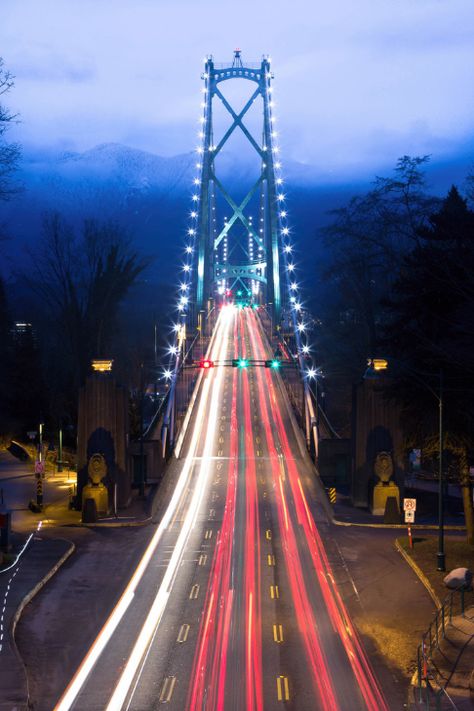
[10,321,36,345]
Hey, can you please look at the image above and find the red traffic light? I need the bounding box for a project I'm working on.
[199,359,214,369]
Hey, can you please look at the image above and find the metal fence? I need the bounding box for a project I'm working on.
[415,587,474,710]
[159,305,218,458]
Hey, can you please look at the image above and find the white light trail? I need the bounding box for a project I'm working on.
[54,307,234,711]
[106,306,234,711]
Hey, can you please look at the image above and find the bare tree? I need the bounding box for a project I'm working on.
[23,213,150,423]
[0,58,21,202]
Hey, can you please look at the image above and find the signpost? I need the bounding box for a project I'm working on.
[404,498,416,549]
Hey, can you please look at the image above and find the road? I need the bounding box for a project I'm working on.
[56,305,389,711]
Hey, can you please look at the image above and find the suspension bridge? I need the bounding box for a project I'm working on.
[55,51,389,711]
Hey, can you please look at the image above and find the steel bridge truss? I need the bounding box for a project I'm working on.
[195,54,282,321]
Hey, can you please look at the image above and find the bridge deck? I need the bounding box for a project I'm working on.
[60,306,388,711]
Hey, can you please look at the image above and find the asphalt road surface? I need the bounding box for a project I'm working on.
[56,306,389,711]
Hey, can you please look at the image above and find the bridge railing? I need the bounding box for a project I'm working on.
[257,306,319,459]
[160,305,218,458]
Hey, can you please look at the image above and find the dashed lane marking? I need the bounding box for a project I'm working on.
[273,624,284,643]
[270,585,280,599]
[176,624,190,643]
[159,676,177,703]
[189,584,200,600]
[276,676,290,701]
[267,554,275,566]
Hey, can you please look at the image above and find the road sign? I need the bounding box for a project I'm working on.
[405,510,415,523]
[328,487,336,504]
[34,460,44,476]
[403,498,416,512]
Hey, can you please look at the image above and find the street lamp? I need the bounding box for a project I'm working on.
[366,358,445,571]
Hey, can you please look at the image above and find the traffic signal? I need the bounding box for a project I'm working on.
[198,359,214,369]
[232,358,249,368]
[265,359,281,369]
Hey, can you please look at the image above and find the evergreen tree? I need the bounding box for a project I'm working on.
[382,186,474,542]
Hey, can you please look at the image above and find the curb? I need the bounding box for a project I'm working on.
[394,538,441,609]
[81,518,152,528]
[332,514,466,531]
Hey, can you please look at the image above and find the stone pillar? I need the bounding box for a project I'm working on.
[77,371,130,511]
[351,376,405,508]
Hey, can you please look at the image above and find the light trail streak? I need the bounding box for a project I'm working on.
[108,307,233,711]
[187,309,239,710]
[240,310,264,711]
[54,307,233,711]
[246,308,338,711]
[250,309,389,711]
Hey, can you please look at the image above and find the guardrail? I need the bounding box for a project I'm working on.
[415,587,473,709]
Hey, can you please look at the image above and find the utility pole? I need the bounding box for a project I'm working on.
[139,363,145,497]
[437,370,445,571]
[58,421,63,473]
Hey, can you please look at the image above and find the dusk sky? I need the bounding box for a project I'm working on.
[2,0,474,177]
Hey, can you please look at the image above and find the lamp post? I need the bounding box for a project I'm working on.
[437,371,445,571]
[139,362,145,498]
[58,422,63,473]
[366,358,445,571]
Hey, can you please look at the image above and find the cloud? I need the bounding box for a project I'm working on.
[1,0,474,175]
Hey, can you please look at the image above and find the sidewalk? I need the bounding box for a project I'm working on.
[0,449,81,532]
[0,447,159,709]
[333,491,466,530]
[324,485,473,709]
[429,605,474,708]
[0,537,74,711]
[0,448,157,533]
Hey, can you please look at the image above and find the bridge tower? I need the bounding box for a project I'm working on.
[160,51,318,460]
[193,50,284,323]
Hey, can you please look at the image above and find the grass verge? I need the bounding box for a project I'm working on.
[397,534,474,607]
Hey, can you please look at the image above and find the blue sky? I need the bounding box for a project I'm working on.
[2,0,474,177]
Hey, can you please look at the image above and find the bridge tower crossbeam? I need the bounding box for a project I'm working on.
[194,51,282,322]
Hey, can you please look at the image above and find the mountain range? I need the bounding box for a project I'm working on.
[2,141,472,286]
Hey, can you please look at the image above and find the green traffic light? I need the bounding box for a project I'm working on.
[239,359,248,368]
[271,359,281,369]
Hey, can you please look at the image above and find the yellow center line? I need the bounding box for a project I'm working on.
[159,676,176,703]
[276,675,290,701]
[189,584,200,599]
[270,585,279,599]
[273,624,284,643]
[176,624,190,643]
